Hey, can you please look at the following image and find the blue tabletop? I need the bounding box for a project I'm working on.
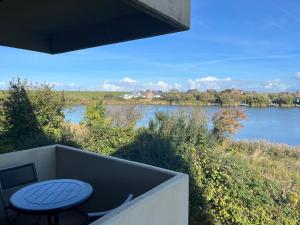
[10,179,93,214]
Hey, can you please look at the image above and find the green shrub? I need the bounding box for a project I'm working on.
[76,101,138,155]
[114,111,299,225]
[0,79,65,151]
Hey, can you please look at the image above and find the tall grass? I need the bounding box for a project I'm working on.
[229,140,300,202]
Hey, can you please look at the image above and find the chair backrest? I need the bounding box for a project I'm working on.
[0,163,38,191]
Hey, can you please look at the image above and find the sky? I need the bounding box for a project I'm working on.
[1,0,300,92]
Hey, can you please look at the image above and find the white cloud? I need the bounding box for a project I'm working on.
[145,81,182,91]
[0,81,6,88]
[188,76,232,90]
[156,81,169,91]
[295,72,300,79]
[121,77,138,84]
[100,80,124,92]
[173,83,182,90]
[99,77,139,91]
[144,82,154,86]
[51,82,77,87]
[197,76,231,82]
[98,76,294,93]
[263,79,288,92]
[48,82,79,90]
[99,78,182,92]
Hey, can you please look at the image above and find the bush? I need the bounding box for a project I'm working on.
[114,111,299,225]
[74,101,139,155]
[0,79,65,151]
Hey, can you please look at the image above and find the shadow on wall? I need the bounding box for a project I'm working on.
[113,131,216,225]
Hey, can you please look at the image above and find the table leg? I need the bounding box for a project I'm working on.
[54,214,59,225]
[47,215,52,225]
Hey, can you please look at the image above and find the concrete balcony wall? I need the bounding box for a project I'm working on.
[0,145,189,225]
[94,174,189,225]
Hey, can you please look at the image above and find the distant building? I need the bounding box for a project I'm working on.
[145,90,154,99]
[131,91,142,98]
[153,90,162,98]
[121,90,162,100]
[122,94,134,100]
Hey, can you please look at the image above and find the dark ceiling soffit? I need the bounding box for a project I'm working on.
[124,0,190,31]
[0,0,190,54]
[48,14,179,54]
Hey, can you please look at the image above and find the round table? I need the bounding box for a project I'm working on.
[10,179,93,225]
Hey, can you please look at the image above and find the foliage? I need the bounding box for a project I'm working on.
[61,103,299,224]
[160,89,300,107]
[113,111,299,225]
[228,141,300,205]
[51,89,300,107]
[212,108,246,141]
[75,101,138,155]
[58,91,127,105]
[0,81,299,224]
[199,151,299,225]
[82,101,111,128]
[106,105,142,128]
[0,79,65,151]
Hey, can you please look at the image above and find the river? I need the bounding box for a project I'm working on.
[64,105,300,146]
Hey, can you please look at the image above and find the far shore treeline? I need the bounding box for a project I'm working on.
[3,89,299,107]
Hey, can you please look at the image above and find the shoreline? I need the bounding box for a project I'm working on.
[66,99,300,108]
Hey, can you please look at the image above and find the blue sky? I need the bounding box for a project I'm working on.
[1,0,300,92]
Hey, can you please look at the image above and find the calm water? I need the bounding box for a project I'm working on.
[64,105,300,146]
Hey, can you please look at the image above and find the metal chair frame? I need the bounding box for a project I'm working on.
[0,163,39,225]
[87,194,134,223]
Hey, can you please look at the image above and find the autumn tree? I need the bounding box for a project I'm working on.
[212,108,246,142]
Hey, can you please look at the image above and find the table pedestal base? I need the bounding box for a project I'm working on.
[47,214,59,225]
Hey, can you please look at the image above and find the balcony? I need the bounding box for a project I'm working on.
[0,145,189,225]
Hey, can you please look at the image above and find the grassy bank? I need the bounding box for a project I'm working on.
[60,91,127,105]
[227,141,300,205]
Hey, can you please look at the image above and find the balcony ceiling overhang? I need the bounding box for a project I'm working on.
[0,0,190,54]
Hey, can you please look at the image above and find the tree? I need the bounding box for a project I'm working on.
[212,108,246,142]
[0,79,65,150]
[80,101,137,155]
[219,92,236,106]
[278,93,294,106]
[106,105,142,128]
[82,100,111,128]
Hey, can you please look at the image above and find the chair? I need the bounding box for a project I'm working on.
[0,163,39,225]
[87,194,133,223]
